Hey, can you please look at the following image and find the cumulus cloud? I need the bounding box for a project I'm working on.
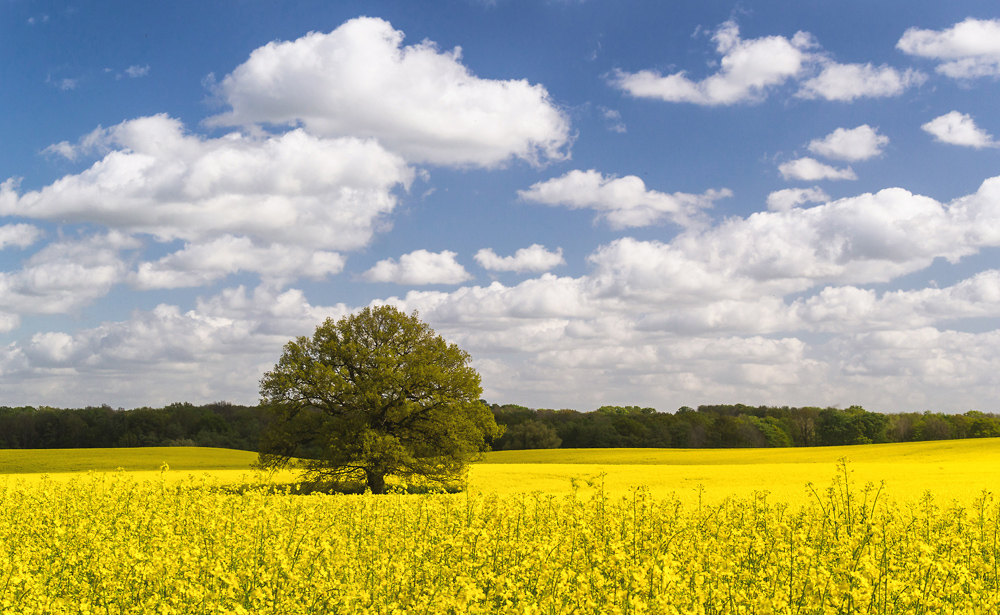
[611,21,815,105]
[921,111,998,149]
[384,176,1000,410]
[8,176,1000,410]
[207,17,570,168]
[791,270,1000,333]
[778,158,857,181]
[796,63,925,102]
[0,312,18,333]
[0,232,138,315]
[816,326,1000,415]
[612,20,924,106]
[519,169,731,228]
[0,285,349,406]
[1,114,415,294]
[898,18,1000,79]
[363,250,473,285]
[474,244,565,273]
[383,281,828,408]
[766,187,829,211]
[0,224,42,250]
[808,125,889,161]
[3,115,413,251]
[587,177,1000,306]
[1,114,424,300]
[131,236,346,289]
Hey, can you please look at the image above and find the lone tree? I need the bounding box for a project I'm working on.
[258,305,502,494]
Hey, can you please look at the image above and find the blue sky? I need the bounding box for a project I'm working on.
[2,0,1000,412]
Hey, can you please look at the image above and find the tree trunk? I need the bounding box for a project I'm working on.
[365,469,386,494]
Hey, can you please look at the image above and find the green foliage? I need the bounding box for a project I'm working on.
[497,420,561,450]
[258,306,502,493]
[487,403,1000,451]
[817,406,890,446]
[595,405,656,416]
[0,403,266,450]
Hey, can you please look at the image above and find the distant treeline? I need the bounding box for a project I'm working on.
[0,402,267,450]
[2,401,999,451]
[490,404,1000,450]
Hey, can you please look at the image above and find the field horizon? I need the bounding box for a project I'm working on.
[1,439,997,504]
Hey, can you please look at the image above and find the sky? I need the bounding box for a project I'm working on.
[1,0,1000,413]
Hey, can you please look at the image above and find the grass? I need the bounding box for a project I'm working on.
[0,446,259,474]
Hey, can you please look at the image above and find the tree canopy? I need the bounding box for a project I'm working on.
[258,306,502,493]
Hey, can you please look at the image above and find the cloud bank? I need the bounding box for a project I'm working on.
[6,175,1000,411]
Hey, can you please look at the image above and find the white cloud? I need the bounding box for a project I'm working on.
[587,177,1000,305]
[0,285,349,406]
[385,178,1000,410]
[0,232,138,315]
[0,313,19,333]
[131,236,346,289]
[921,111,998,149]
[53,78,77,91]
[0,224,42,250]
[519,169,731,228]
[207,17,570,168]
[2,115,412,290]
[807,125,889,161]
[8,170,1000,411]
[40,125,113,162]
[124,64,150,78]
[363,250,472,285]
[778,158,857,181]
[3,115,418,296]
[796,63,925,102]
[382,281,829,409]
[791,270,1000,333]
[474,244,565,273]
[898,18,1000,79]
[766,187,829,211]
[600,107,626,133]
[41,141,78,161]
[611,21,814,105]
[828,328,1000,409]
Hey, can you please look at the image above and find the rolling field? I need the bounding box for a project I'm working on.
[0,446,258,474]
[2,442,1000,613]
[472,439,1000,504]
[0,446,302,486]
[3,440,999,504]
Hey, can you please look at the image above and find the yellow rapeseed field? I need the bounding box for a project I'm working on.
[1,441,1000,613]
[472,439,1000,505]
